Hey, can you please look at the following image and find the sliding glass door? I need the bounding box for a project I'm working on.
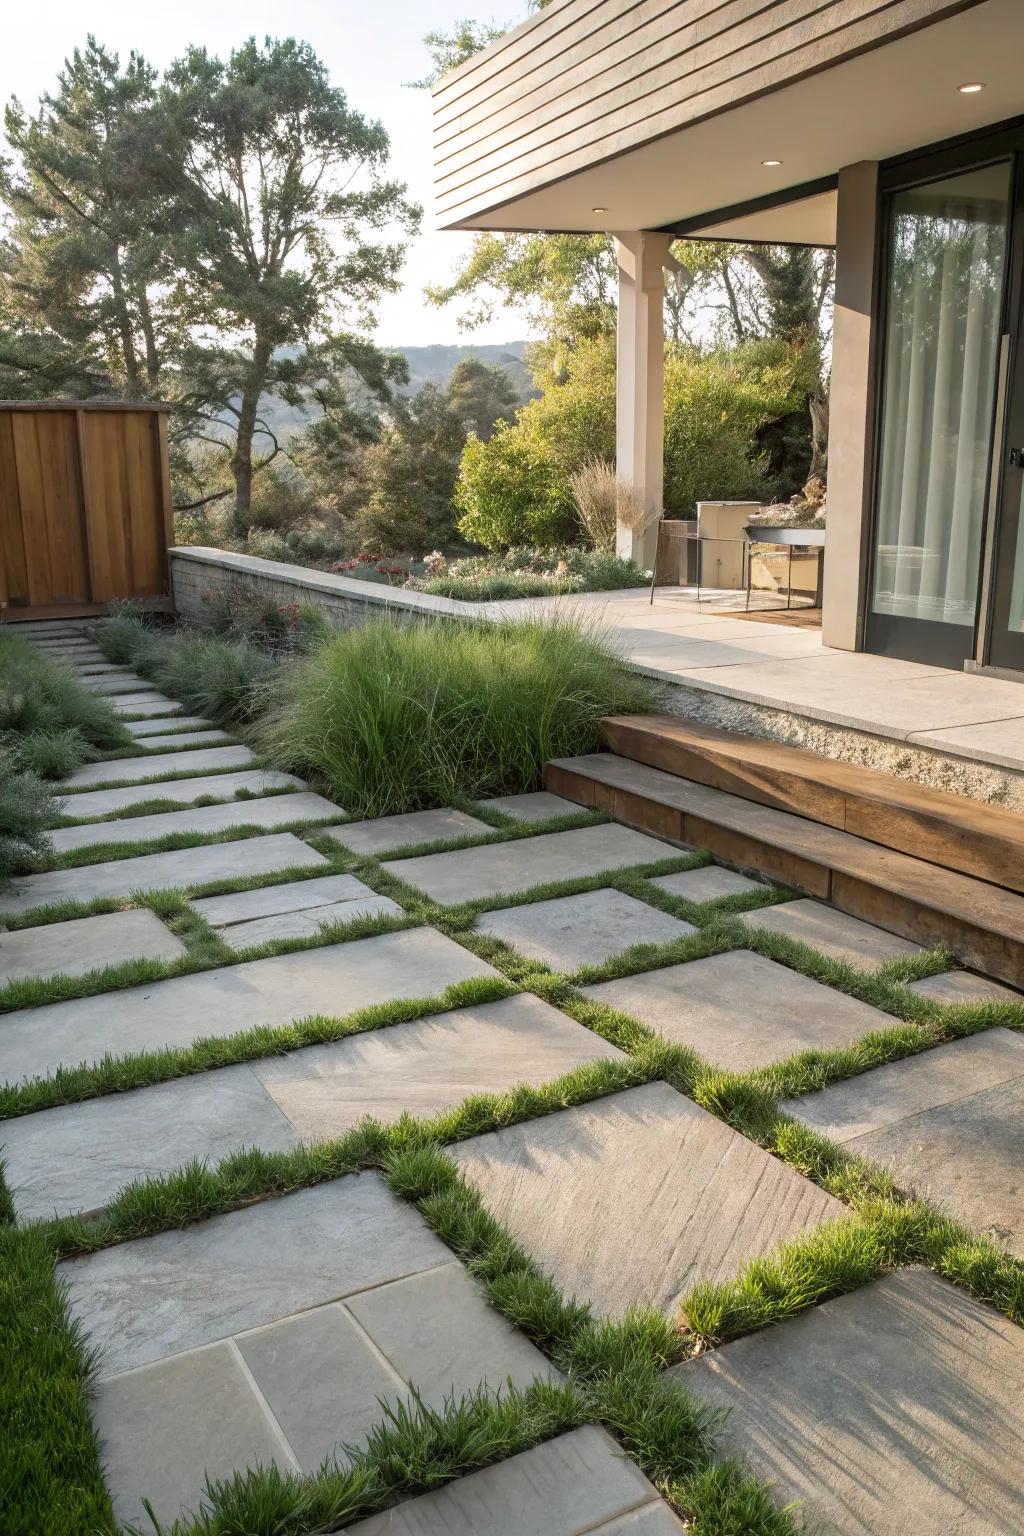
[867,161,1012,667]
[988,161,1024,673]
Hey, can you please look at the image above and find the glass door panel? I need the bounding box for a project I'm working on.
[989,163,1024,674]
[868,162,1011,666]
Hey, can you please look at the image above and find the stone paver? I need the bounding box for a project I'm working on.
[134,728,233,749]
[1,1064,300,1221]
[125,715,216,736]
[63,744,255,787]
[251,993,625,1140]
[345,1426,683,1535]
[217,895,402,951]
[737,897,924,970]
[48,790,344,852]
[452,1081,846,1318]
[0,927,497,1083]
[674,1268,1024,1535]
[0,908,184,988]
[910,970,1022,1005]
[0,832,327,918]
[785,1029,1024,1252]
[581,951,891,1071]
[323,807,489,855]
[476,887,695,971]
[649,865,768,902]
[57,768,304,820]
[192,872,382,927]
[110,692,183,715]
[385,823,677,904]
[477,790,581,822]
[80,671,148,693]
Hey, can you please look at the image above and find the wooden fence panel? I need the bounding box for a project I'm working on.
[0,401,172,619]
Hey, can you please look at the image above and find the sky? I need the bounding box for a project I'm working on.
[0,0,535,349]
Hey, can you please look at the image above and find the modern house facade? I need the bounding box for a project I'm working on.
[432,0,1024,678]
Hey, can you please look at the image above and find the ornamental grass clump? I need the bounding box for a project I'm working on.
[261,615,653,817]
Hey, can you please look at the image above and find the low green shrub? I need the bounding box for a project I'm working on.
[260,615,654,816]
[417,546,648,601]
[0,633,130,767]
[0,748,54,884]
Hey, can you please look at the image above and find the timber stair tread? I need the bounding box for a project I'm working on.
[545,751,1024,988]
[599,715,1024,896]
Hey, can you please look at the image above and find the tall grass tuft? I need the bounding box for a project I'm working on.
[0,633,130,768]
[260,615,654,816]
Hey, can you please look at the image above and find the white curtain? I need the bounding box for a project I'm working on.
[873,165,1010,625]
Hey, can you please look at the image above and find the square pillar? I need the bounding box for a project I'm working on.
[613,232,679,570]
[822,162,881,650]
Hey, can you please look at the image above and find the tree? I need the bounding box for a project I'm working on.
[158,36,420,521]
[445,357,518,439]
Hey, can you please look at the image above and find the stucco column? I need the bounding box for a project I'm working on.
[613,232,680,569]
[822,162,881,650]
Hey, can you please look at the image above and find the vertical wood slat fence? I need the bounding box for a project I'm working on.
[0,400,174,622]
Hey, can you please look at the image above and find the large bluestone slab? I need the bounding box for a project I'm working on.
[476,790,582,823]
[192,872,380,927]
[910,970,1023,1005]
[650,866,768,903]
[80,671,148,693]
[737,897,923,970]
[0,927,497,1083]
[135,728,233,749]
[48,790,343,852]
[57,769,304,820]
[385,824,678,905]
[0,832,327,918]
[452,1082,846,1318]
[64,744,256,788]
[581,951,892,1071]
[674,1269,1024,1535]
[218,895,401,951]
[2,993,620,1218]
[476,888,695,971]
[0,908,184,988]
[345,1426,684,1536]
[323,807,490,855]
[110,692,183,716]
[125,715,216,737]
[785,1029,1024,1253]
[67,1179,557,1527]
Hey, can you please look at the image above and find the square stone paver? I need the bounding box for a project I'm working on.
[673,1268,1024,1535]
[48,790,344,853]
[452,1082,846,1318]
[385,823,677,905]
[909,970,1022,1005]
[192,872,382,928]
[737,897,923,970]
[0,927,498,1083]
[253,993,625,1140]
[784,1029,1024,1252]
[323,807,489,856]
[0,832,328,919]
[63,744,255,787]
[56,768,303,820]
[581,951,892,1071]
[217,895,402,951]
[476,888,695,971]
[0,907,184,988]
[649,866,768,903]
[345,1426,684,1535]
[125,715,216,736]
[477,791,581,823]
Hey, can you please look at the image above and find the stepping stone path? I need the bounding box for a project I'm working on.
[5,624,1023,1533]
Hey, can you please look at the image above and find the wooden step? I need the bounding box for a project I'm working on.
[545,753,1024,988]
[600,715,1024,895]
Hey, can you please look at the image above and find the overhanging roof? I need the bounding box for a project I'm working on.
[432,0,1022,244]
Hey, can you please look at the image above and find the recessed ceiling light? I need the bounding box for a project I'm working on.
[958,81,985,94]
[592,206,607,213]
[762,159,782,167]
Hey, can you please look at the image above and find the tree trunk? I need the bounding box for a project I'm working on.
[109,251,141,397]
[138,289,161,391]
[230,336,272,530]
[809,382,830,482]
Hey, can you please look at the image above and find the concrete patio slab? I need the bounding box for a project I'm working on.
[125,715,216,736]
[649,866,768,902]
[252,993,625,1140]
[56,769,304,820]
[110,693,183,715]
[475,888,695,971]
[580,951,892,1071]
[0,907,184,988]
[61,1174,449,1375]
[674,1269,1024,1535]
[63,744,255,787]
[217,894,402,950]
[193,873,383,927]
[48,790,343,852]
[0,927,498,1083]
[910,715,1024,773]
[909,970,1023,1005]
[737,897,924,970]
[1,1064,300,1221]
[785,1030,1024,1251]
[134,728,233,749]
[345,1425,683,1536]
[452,1082,845,1318]
[385,823,677,905]
[322,807,489,855]
[0,832,327,918]
[477,790,581,822]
